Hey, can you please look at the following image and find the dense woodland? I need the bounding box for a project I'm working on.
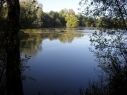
[0,0,127,29]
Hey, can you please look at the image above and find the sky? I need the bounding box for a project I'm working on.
[38,0,80,14]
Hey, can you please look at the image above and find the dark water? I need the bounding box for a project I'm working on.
[21,28,100,95]
[0,28,126,95]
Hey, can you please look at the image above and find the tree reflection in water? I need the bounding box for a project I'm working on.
[85,29,127,95]
[20,29,83,57]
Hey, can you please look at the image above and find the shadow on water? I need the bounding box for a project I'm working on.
[0,31,31,95]
[81,29,127,95]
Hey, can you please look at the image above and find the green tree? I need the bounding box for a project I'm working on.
[55,18,62,26]
[59,8,68,17]
[5,0,23,95]
[20,0,43,28]
[42,12,54,27]
[76,14,86,26]
[49,11,62,27]
[36,4,43,27]
[65,15,79,28]
[85,17,96,27]
[59,9,68,26]
[96,17,113,28]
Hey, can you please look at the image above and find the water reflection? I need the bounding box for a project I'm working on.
[3,27,126,95]
[21,28,83,57]
[85,29,127,95]
[21,28,99,95]
[0,29,83,95]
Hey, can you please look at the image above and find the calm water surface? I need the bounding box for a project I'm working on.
[21,28,99,95]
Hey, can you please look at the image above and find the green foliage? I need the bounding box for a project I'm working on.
[96,17,112,28]
[42,12,54,27]
[42,9,77,28]
[85,17,96,27]
[1,0,127,29]
[20,0,43,28]
[95,17,127,28]
[79,0,127,29]
[55,18,62,26]
[65,15,79,28]
[59,8,68,17]
[49,11,62,27]
[59,9,68,26]
[76,14,86,26]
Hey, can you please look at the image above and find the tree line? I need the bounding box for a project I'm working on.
[0,0,126,29]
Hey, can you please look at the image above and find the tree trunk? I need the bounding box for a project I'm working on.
[6,0,23,95]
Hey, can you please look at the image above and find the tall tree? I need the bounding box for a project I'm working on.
[36,4,43,27]
[42,12,54,27]
[6,0,23,95]
[65,15,79,28]
[59,8,68,17]
[20,0,43,28]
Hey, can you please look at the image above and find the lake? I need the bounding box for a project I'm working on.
[0,28,126,95]
[21,28,100,95]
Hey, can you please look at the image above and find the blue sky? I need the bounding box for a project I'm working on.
[38,0,80,13]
